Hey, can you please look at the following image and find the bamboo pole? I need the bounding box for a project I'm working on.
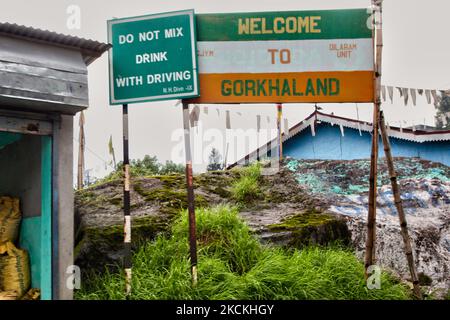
[364,0,383,275]
[379,111,422,299]
[77,111,85,190]
[182,102,198,286]
[122,104,132,298]
[277,104,283,163]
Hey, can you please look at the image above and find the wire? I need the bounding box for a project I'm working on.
[73,137,115,170]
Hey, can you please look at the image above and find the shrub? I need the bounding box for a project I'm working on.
[76,205,412,300]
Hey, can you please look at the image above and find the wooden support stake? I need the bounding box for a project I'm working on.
[122,104,132,298]
[77,111,85,190]
[277,104,283,162]
[182,102,198,286]
[365,0,383,275]
[379,111,422,299]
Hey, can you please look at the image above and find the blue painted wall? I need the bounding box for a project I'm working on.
[283,123,450,166]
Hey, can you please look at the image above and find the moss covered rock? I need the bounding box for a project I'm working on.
[267,210,351,248]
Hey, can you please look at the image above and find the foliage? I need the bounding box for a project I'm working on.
[98,155,184,183]
[206,148,223,171]
[76,205,412,300]
[230,163,262,203]
[435,91,450,129]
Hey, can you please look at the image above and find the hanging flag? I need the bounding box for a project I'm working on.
[310,122,316,137]
[256,115,261,132]
[410,88,417,106]
[397,87,403,97]
[203,106,209,115]
[431,90,439,105]
[388,86,394,104]
[284,118,289,135]
[418,89,424,95]
[190,105,200,127]
[108,134,116,169]
[226,110,231,129]
[402,88,409,106]
[216,108,220,117]
[339,124,345,137]
[381,85,387,101]
[425,90,432,104]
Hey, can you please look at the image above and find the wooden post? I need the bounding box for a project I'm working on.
[122,104,132,298]
[182,102,198,286]
[77,111,85,190]
[277,104,283,162]
[365,0,383,275]
[379,111,422,299]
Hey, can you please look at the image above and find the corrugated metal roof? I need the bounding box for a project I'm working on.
[227,111,450,169]
[0,22,111,65]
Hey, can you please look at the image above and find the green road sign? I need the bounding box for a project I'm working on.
[108,9,199,105]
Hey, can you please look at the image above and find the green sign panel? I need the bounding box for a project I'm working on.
[108,10,199,105]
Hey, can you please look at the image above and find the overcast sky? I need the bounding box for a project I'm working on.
[2,0,450,177]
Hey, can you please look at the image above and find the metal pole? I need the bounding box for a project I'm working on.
[379,111,422,299]
[365,0,383,275]
[122,104,132,298]
[277,103,283,162]
[182,102,198,286]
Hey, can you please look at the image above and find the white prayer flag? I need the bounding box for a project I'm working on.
[284,119,289,135]
[226,110,231,129]
[388,86,394,104]
[425,90,432,104]
[410,88,417,106]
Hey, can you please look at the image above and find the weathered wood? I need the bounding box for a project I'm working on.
[182,102,198,286]
[365,0,383,275]
[277,104,283,162]
[77,111,85,190]
[0,35,89,112]
[379,111,422,299]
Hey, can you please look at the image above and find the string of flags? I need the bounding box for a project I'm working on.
[381,85,449,106]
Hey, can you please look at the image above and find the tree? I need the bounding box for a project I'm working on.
[159,160,185,175]
[435,91,450,129]
[207,148,223,171]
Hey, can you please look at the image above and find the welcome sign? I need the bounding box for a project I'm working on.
[191,9,374,104]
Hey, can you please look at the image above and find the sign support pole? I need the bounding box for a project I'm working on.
[77,111,85,190]
[365,0,382,276]
[277,104,283,163]
[122,104,132,298]
[379,111,422,299]
[182,102,198,286]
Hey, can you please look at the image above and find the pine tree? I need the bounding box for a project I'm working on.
[435,91,450,129]
[207,148,223,171]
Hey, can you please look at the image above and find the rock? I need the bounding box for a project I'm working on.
[74,158,450,298]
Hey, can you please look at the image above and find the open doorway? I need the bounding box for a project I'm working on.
[0,131,52,300]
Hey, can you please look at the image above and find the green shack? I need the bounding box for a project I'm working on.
[0,22,109,300]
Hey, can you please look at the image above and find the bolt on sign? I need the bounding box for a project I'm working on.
[190,9,374,104]
[108,10,199,105]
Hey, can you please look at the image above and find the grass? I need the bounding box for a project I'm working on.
[76,205,412,300]
[230,163,263,203]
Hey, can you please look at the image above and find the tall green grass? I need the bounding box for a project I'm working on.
[230,163,262,203]
[76,205,411,300]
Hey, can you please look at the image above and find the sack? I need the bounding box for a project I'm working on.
[0,291,17,300]
[0,242,30,298]
[0,197,21,243]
